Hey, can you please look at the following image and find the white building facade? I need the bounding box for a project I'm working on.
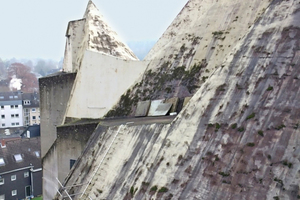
[0,92,24,128]
[22,93,40,126]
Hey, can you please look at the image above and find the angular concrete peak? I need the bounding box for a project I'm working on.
[83,0,138,60]
[83,0,97,18]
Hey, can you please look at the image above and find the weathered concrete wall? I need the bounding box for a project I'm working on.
[110,0,274,116]
[39,72,76,158]
[56,0,300,199]
[63,19,86,73]
[42,144,58,200]
[56,123,98,182]
[65,51,148,119]
[42,122,98,199]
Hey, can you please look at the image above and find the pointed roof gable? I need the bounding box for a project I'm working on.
[83,0,138,60]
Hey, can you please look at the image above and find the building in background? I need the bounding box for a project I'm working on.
[22,92,40,126]
[20,125,40,138]
[0,91,23,128]
[0,137,42,199]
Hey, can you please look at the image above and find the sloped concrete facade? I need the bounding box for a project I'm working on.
[55,0,300,199]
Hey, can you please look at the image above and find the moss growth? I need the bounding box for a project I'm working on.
[142,182,150,186]
[267,85,273,91]
[275,124,285,130]
[231,123,237,129]
[208,123,214,127]
[150,185,158,192]
[282,160,292,168]
[130,186,134,197]
[258,130,264,137]
[105,59,208,117]
[212,31,224,35]
[274,177,283,186]
[97,189,103,194]
[246,113,255,120]
[218,172,230,177]
[217,84,226,91]
[247,143,255,147]
[215,123,221,131]
[158,187,169,193]
[238,127,245,132]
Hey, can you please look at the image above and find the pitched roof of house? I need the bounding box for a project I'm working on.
[0,91,22,102]
[22,92,40,108]
[0,137,41,174]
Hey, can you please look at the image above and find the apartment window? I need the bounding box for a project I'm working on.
[1,115,4,119]
[11,175,16,181]
[32,116,36,120]
[0,96,4,99]
[11,123,15,126]
[9,96,13,99]
[15,105,18,108]
[0,106,3,109]
[14,154,23,162]
[70,159,76,169]
[16,122,19,126]
[25,186,31,197]
[0,158,5,166]
[10,105,13,109]
[11,190,17,196]
[14,96,18,99]
[0,178,4,185]
[24,100,31,105]
[32,108,36,112]
[15,114,19,118]
[11,114,14,118]
[24,171,29,178]
[1,124,4,127]
[0,194,4,200]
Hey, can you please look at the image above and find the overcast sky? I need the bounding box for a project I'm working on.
[0,0,188,61]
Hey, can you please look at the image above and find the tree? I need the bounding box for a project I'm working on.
[8,63,38,93]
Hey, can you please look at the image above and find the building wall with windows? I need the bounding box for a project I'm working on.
[22,92,40,126]
[0,92,24,128]
[0,138,42,199]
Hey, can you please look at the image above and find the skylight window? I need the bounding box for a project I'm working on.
[0,158,5,166]
[34,151,40,158]
[14,154,23,162]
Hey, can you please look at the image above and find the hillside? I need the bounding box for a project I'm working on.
[56,0,300,199]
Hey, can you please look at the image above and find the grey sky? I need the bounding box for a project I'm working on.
[0,0,188,61]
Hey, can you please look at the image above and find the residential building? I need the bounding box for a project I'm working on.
[20,125,40,138]
[0,91,23,128]
[0,137,42,199]
[22,92,40,126]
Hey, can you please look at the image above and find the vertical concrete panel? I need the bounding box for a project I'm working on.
[65,51,148,119]
[42,145,58,200]
[56,123,97,183]
[39,73,76,158]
